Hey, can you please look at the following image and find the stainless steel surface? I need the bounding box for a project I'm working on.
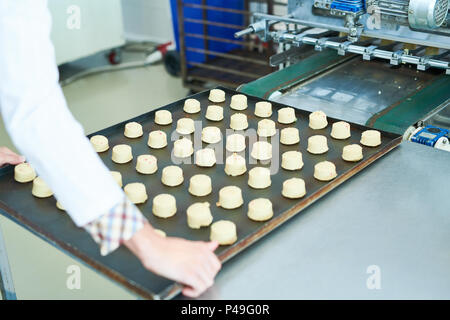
[270,57,436,125]
[0,224,16,300]
[422,98,450,129]
[196,141,450,299]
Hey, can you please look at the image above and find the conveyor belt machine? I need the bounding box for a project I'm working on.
[235,0,450,146]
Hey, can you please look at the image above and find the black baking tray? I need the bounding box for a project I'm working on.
[0,86,402,299]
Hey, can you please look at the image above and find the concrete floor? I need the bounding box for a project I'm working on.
[0,56,188,299]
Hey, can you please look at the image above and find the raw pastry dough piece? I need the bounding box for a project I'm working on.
[173,138,194,158]
[32,177,53,198]
[210,220,237,245]
[154,229,166,237]
[202,126,222,144]
[136,154,158,174]
[360,130,381,147]
[281,151,304,171]
[331,121,351,139]
[183,98,201,114]
[90,135,109,152]
[248,167,271,189]
[230,94,247,110]
[161,165,184,186]
[152,194,177,218]
[307,135,328,154]
[226,134,246,152]
[208,88,226,103]
[124,121,143,138]
[230,113,248,130]
[280,127,300,145]
[155,110,172,125]
[110,171,123,187]
[251,141,272,161]
[56,201,65,211]
[254,101,272,118]
[314,161,337,181]
[176,118,195,135]
[189,174,212,196]
[195,148,216,167]
[342,144,363,162]
[112,144,133,164]
[218,186,243,209]
[14,163,36,183]
[124,182,148,204]
[309,110,328,130]
[277,107,296,124]
[282,178,306,199]
[248,198,273,222]
[205,105,224,121]
[224,153,247,176]
[187,202,213,229]
[257,119,276,137]
[147,130,167,149]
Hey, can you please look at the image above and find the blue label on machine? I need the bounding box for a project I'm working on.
[411,125,449,147]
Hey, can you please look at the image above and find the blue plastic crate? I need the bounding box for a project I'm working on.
[169,0,246,65]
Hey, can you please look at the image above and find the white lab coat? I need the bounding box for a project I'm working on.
[0,0,125,226]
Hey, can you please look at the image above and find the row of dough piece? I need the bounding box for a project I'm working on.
[95,131,372,169]
[12,161,307,245]
[118,113,382,149]
[15,137,354,202]
[14,159,309,195]
[96,140,362,181]
[118,166,319,206]
[124,184,275,245]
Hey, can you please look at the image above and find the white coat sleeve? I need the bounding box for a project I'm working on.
[0,0,136,230]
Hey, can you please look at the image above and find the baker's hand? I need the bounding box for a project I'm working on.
[124,223,221,297]
[0,147,25,167]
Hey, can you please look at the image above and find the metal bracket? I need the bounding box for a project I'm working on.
[390,50,404,65]
[363,45,378,60]
[338,41,352,56]
[417,56,430,71]
[314,38,328,51]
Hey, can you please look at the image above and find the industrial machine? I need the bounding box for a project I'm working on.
[235,0,450,150]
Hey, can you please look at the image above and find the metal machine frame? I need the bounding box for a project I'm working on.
[235,0,450,74]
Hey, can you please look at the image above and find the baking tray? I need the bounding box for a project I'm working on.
[0,86,402,299]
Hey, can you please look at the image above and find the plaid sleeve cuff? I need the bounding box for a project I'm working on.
[83,197,148,256]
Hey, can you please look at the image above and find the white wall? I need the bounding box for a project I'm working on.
[48,0,125,65]
[121,0,175,44]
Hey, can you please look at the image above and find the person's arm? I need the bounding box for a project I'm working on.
[0,0,220,297]
[0,0,124,228]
